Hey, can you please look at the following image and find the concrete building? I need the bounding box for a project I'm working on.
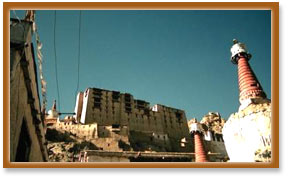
[10,18,48,162]
[74,88,193,152]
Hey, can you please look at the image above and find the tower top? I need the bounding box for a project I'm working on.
[230,39,251,64]
[47,100,59,118]
[233,39,238,44]
[52,100,57,111]
[230,39,267,107]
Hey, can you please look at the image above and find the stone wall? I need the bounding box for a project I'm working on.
[55,122,98,140]
[223,101,271,162]
[52,121,131,152]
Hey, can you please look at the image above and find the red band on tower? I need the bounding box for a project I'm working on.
[230,39,266,104]
[237,56,266,102]
[194,132,208,162]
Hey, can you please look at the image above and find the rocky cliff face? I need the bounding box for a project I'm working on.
[47,141,98,162]
[222,101,271,162]
[46,128,99,162]
[200,112,226,134]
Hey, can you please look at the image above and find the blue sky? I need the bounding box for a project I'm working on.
[12,10,271,120]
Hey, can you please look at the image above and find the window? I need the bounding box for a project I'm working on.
[112,124,120,129]
[176,112,182,119]
[211,132,215,141]
[112,91,120,102]
[216,134,221,142]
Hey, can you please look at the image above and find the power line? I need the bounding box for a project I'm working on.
[54,10,61,112]
[75,10,82,100]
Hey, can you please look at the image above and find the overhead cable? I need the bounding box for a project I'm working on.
[54,10,61,112]
[75,10,82,100]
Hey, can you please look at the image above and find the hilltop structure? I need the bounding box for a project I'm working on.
[222,40,272,162]
[45,88,227,162]
[74,88,193,153]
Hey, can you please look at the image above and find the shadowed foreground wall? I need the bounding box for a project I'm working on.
[10,19,48,162]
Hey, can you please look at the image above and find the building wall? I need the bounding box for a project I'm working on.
[76,88,193,152]
[202,131,228,159]
[10,19,48,162]
[55,122,98,140]
[83,155,130,162]
[74,92,83,123]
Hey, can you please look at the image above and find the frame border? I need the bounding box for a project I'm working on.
[3,2,279,168]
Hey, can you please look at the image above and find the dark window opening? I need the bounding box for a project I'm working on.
[125,103,132,113]
[211,132,215,141]
[93,92,102,97]
[219,134,224,142]
[176,112,182,119]
[112,124,120,129]
[124,94,131,102]
[144,109,150,116]
[94,97,101,102]
[46,123,54,127]
[94,103,101,108]
[93,88,102,94]
[125,103,131,108]
[15,119,31,162]
[216,133,222,142]
[112,91,120,102]
[125,109,132,113]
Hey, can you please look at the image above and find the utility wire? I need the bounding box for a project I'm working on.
[75,10,82,100]
[54,10,61,112]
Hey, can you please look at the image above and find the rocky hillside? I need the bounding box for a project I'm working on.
[46,128,99,162]
[200,112,226,134]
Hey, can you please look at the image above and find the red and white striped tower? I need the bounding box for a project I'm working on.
[230,39,267,106]
[191,123,208,162]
